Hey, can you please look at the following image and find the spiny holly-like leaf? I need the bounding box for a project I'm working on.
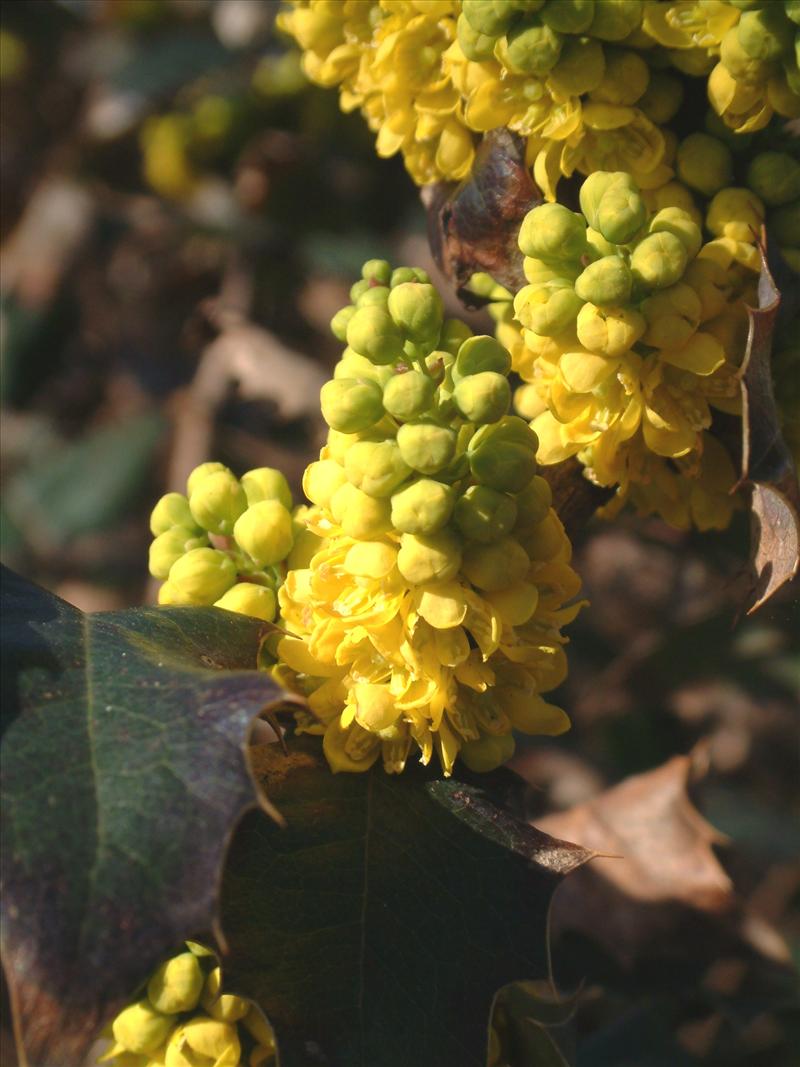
[423,129,537,298]
[219,737,591,1067]
[0,567,289,1067]
[740,243,800,613]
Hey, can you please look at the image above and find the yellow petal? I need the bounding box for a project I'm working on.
[415,581,468,629]
[659,332,726,376]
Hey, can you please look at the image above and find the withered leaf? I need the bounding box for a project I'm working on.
[0,568,289,1067]
[220,737,591,1067]
[740,243,800,612]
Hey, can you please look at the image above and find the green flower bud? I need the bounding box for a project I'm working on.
[541,0,593,34]
[747,151,800,206]
[344,439,411,497]
[391,478,455,535]
[189,471,247,536]
[361,258,392,285]
[641,282,702,349]
[460,732,515,773]
[462,535,530,590]
[169,546,237,606]
[112,1000,174,1054]
[738,7,794,61]
[505,17,562,76]
[585,227,617,259]
[547,36,606,97]
[515,475,552,527]
[234,500,293,567]
[382,370,436,420]
[346,305,404,365]
[165,1017,240,1067]
[147,952,204,1015]
[574,256,633,306]
[638,71,683,124]
[648,207,702,259]
[331,482,393,538]
[596,182,646,245]
[592,48,650,107]
[462,0,519,36]
[303,459,347,507]
[630,232,688,290]
[468,417,539,493]
[454,371,511,423]
[387,283,444,344]
[588,0,642,40]
[330,305,356,342]
[241,467,292,510]
[149,527,207,580]
[349,278,371,303]
[457,12,497,59]
[186,461,230,498]
[453,335,512,381]
[397,530,462,585]
[719,26,771,84]
[514,281,584,337]
[356,285,391,309]
[576,302,645,357]
[214,582,277,621]
[320,377,384,433]
[518,203,587,261]
[397,422,457,475]
[150,492,197,536]
[200,966,250,1023]
[438,317,474,356]
[335,348,394,387]
[390,266,428,287]
[454,484,517,543]
[676,133,733,197]
[787,0,800,24]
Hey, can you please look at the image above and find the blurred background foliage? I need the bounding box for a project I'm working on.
[0,3,797,1066]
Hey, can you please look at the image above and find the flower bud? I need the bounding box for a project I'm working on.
[514,281,584,337]
[335,349,394,388]
[588,0,643,41]
[518,203,587,262]
[737,6,794,61]
[200,966,250,1023]
[541,0,593,34]
[461,0,521,36]
[397,530,462,584]
[349,278,371,303]
[331,482,393,538]
[164,1016,240,1067]
[598,180,647,245]
[361,258,392,285]
[387,282,444,344]
[390,266,428,287]
[460,732,515,773]
[189,470,247,536]
[706,187,765,242]
[147,952,204,1015]
[454,371,511,423]
[391,478,455,535]
[234,500,294,567]
[346,305,405,365]
[186,462,230,498]
[302,459,347,508]
[592,48,650,106]
[438,317,474,356]
[648,207,702,259]
[169,548,237,603]
[630,232,688,290]
[396,422,457,475]
[683,258,731,321]
[382,370,436,420]
[214,582,277,621]
[638,71,683,123]
[504,17,562,76]
[574,256,633,306]
[320,377,384,433]
[548,36,606,96]
[457,12,498,59]
[515,475,552,527]
[150,493,197,536]
[462,536,530,590]
[453,335,512,381]
[330,305,356,342]
[468,417,539,493]
[344,439,411,497]
[149,528,207,580]
[454,484,517,543]
[241,467,292,510]
[112,1000,174,1055]
[676,133,733,197]
[641,283,702,349]
[747,151,800,205]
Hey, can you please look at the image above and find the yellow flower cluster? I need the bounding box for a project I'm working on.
[484,170,757,530]
[275,259,583,777]
[100,944,275,1067]
[277,0,800,196]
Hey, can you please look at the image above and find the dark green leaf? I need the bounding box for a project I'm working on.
[220,738,591,1067]
[0,568,287,1067]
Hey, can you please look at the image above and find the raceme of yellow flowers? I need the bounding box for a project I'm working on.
[481,170,757,529]
[148,262,585,778]
[277,0,800,196]
[99,943,275,1067]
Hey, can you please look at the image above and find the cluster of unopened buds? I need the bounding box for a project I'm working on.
[100,944,275,1066]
